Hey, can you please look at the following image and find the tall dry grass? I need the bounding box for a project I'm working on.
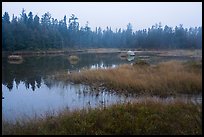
[55,60,202,96]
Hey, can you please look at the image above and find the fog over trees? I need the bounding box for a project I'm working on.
[2,10,202,51]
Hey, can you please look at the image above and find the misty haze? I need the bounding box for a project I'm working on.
[2,2,202,135]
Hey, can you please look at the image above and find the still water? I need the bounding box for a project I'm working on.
[2,52,201,122]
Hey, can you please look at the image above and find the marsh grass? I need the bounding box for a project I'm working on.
[8,55,23,60]
[7,55,24,64]
[133,59,150,66]
[183,60,202,71]
[55,60,202,96]
[68,55,80,64]
[2,101,202,135]
[118,52,128,60]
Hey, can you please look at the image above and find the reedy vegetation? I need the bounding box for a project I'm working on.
[55,60,202,96]
[2,59,202,135]
[2,101,202,135]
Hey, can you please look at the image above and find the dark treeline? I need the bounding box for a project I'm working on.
[2,9,202,51]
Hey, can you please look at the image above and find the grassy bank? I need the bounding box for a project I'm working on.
[54,60,202,96]
[2,48,121,56]
[2,101,201,135]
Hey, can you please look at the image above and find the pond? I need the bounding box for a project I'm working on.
[2,52,202,122]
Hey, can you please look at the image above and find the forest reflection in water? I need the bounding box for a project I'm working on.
[2,52,201,121]
[2,53,129,91]
[2,52,198,92]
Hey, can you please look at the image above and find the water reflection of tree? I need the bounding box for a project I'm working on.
[2,54,128,91]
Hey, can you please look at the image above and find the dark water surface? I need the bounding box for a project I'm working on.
[2,52,201,122]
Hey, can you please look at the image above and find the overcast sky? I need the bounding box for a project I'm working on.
[2,2,202,31]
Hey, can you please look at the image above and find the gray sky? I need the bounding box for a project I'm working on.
[2,2,202,31]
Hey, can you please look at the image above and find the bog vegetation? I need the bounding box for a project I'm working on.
[54,60,202,96]
[3,53,202,135]
[2,101,201,135]
[2,9,202,135]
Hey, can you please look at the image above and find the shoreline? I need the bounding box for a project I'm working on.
[2,48,202,58]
